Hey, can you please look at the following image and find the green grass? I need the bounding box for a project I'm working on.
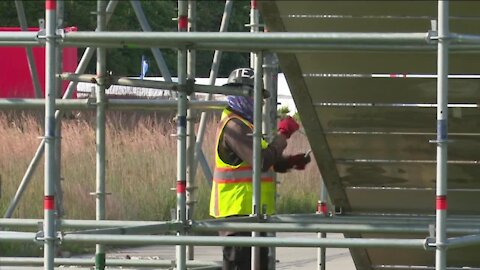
[0,111,323,255]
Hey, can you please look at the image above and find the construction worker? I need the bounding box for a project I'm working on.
[209,67,312,270]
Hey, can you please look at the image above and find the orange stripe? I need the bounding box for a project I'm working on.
[213,177,273,184]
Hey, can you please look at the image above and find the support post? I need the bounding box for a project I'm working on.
[251,50,263,270]
[186,0,197,261]
[43,1,57,269]
[249,0,259,68]
[54,0,65,220]
[317,182,329,270]
[176,1,188,269]
[94,1,107,269]
[435,1,449,270]
[263,51,278,270]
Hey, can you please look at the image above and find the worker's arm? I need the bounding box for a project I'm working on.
[222,118,287,171]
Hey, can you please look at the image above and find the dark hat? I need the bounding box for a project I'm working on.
[225,68,270,98]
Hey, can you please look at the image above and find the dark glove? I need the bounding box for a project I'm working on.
[287,153,311,170]
[278,116,299,139]
[274,153,312,173]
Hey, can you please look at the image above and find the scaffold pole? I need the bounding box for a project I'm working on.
[43,0,58,269]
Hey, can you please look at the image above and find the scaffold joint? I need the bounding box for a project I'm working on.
[89,191,112,197]
[34,230,63,245]
[177,79,195,95]
[424,237,436,251]
[91,73,113,89]
[428,139,450,144]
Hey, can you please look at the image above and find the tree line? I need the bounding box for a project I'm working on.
[0,0,253,77]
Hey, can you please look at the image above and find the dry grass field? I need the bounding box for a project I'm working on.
[0,110,322,221]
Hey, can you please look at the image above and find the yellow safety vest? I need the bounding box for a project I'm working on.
[209,109,275,218]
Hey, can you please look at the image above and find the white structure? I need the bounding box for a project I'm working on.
[76,73,297,113]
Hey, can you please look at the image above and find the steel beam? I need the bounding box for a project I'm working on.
[176,1,188,269]
[0,232,428,249]
[435,1,449,270]
[94,1,108,269]
[44,1,58,269]
[0,257,219,268]
[0,98,227,111]
[59,73,252,96]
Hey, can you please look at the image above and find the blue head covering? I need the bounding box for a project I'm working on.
[227,95,254,123]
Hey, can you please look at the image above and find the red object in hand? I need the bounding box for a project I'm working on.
[278,116,299,138]
[287,153,312,170]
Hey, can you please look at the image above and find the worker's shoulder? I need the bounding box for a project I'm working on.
[224,117,250,132]
[225,117,248,126]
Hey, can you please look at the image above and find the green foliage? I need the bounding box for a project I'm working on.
[0,0,251,77]
[277,105,290,118]
[292,111,301,123]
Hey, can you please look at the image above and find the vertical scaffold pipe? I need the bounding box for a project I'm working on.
[435,1,449,270]
[176,1,188,269]
[54,0,65,220]
[249,0,259,68]
[44,1,57,269]
[251,51,263,270]
[186,0,197,261]
[95,1,107,269]
[263,51,278,270]
[317,182,328,270]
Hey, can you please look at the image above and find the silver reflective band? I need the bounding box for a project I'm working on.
[213,169,273,181]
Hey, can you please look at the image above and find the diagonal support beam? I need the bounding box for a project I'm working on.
[15,0,43,98]
[129,0,173,87]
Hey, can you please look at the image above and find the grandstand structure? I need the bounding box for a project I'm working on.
[1,1,480,270]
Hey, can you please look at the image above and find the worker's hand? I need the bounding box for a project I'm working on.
[278,116,299,139]
[287,153,311,170]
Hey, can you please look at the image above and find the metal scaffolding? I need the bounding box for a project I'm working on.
[1,1,480,270]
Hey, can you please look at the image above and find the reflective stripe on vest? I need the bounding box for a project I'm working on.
[209,109,275,218]
[213,167,274,184]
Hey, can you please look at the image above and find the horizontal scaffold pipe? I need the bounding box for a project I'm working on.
[108,99,227,111]
[190,221,480,235]
[451,33,480,44]
[3,31,480,51]
[60,32,430,44]
[3,217,479,234]
[70,222,181,235]
[270,214,480,226]
[0,218,178,229]
[446,234,480,249]
[0,257,219,268]
[0,32,40,43]
[0,232,428,249]
[0,99,227,111]
[0,99,90,110]
[60,73,252,96]
[60,32,433,51]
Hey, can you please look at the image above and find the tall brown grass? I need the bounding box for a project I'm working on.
[0,111,321,222]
